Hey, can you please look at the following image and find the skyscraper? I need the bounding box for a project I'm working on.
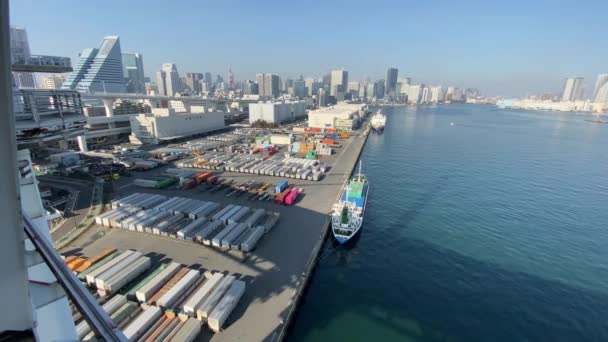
[122,52,145,93]
[366,82,376,99]
[593,74,608,104]
[330,69,348,97]
[384,67,398,98]
[185,72,203,93]
[264,74,280,97]
[9,26,36,88]
[156,63,181,96]
[293,79,307,98]
[561,77,584,102]
[374,79,385,99]
[318,88,328,107]
[228,65,234,90]
[62,36,125,93]
[256,74,265,96]
[204,72,213,90]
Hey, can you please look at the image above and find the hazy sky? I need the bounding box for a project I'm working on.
[9,0,608,97]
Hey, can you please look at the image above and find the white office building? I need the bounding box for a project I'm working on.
[129,106,225,144]
[62,36,126,93]
[308,102,366,131]
[156,63,181,96]
[593,74,608,105]
[430,86,443,103]
[561,77,584,102]
[249,100,306,123]
[407,85,422,104]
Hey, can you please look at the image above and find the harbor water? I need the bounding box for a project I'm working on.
[289,104,608,341]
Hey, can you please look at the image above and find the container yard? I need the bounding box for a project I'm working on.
[64,249,249,341]
[62,122,370,341]
[96,193,280,253]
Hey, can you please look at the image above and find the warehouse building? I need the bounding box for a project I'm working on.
[129,106,225,144]
[248,100,306,124]
[307,102,367,131]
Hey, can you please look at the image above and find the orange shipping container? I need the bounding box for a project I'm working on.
[147,268,189,305]
[67,257,87,271]
[320,138,335,145]
[74,248,117,273]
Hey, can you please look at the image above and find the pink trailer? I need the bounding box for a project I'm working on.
[284,188,301,206]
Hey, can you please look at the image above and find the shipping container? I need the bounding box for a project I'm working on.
[86,250,135,286]
[211,222,238,247]
[74,248,116,273]
[182,272,224,316]
[125,263,167,299]
[109,301,139,327]
[197,221,224,245]
[285,188,301,206]
[76,294,127,339]
[142,314,173,342]
[177,218,208,240]
[207,280,246,332]
[123,306,162,341]
[196,275,235,321]
[153,316,180,341]
[275,180,288,193]
[157,269,200,309]
[220,205,243,224]
[240,226,265,252]
[222,223,249,249]
[171,318,201,342]
[192,202,220,220]
[228,206,251,225]
[211,205,234,221]
[78,251,120,281]
[136,315,168,342]
[148,268,190,305]
[153,215,183,235]
[136,262,182,303]
[274,186,293,204]
[95,251,143,290]
[100,256,151,295]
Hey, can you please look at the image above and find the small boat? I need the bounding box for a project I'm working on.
[370,110,386,132]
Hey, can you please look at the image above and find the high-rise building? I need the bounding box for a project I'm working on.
[430,86,443,103]
[9,26,36,88]
[374,79,385,99]
[242,80,258,94]
[185,72,203,93]
[366,82,376,100]
[156,63,180,96]
[62,36,125,93]
[593,74,608,104]
[305,78,315,96]
[41,75,65,89]
[256,74,279,97]
[561,77,584,102]
[294,79,307,98]
[407,85,422,103]
[199,80,210,94]
[228,65,234,90]
[421,86,432,103]
[385,67,398,98]
[330,69,348,96]
[122,52,145,93]
[318,88,328,107]
[204,72,213,90]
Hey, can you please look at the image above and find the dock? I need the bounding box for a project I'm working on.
[62,126,370,341]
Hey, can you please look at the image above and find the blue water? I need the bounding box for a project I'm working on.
[289,104,608,341]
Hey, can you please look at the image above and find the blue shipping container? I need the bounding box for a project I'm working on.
[275,180,288,193]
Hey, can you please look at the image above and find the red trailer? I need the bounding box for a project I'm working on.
[274,185,293,204]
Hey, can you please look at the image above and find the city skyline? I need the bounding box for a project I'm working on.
[9,0,608,97]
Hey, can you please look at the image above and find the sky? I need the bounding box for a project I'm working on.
[9,0,608,97]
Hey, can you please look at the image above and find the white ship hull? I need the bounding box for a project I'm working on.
[370,110,386,132]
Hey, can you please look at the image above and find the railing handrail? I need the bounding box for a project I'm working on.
[22,215,126,342]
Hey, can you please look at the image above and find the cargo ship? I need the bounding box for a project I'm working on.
[331,161,369,244]
[370,110,386,132]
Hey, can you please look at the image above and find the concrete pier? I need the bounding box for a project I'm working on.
[63,126,371,341]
